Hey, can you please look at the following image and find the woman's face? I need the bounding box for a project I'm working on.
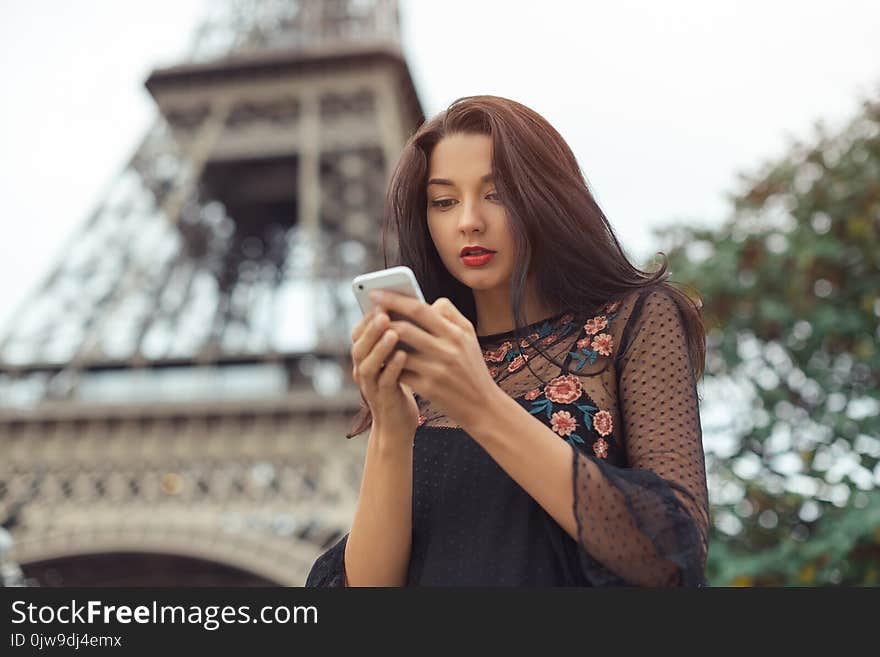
[425,133,515,293]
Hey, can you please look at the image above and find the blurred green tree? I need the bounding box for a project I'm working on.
[650,91,880,586]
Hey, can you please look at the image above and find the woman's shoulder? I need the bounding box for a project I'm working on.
[583,287,643,337]
[573,284,677,363]
[577,285,651,324]
[602,283,679,324]
[609,283,692,364]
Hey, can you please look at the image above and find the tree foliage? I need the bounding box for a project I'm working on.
[650,90,880,585]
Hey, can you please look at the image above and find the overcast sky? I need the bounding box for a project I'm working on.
[1,0,878,336]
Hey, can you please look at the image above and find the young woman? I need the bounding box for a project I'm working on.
[305,95,710,587]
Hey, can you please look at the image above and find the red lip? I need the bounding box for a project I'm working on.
[461,252,496,267]
[459,245,496,256]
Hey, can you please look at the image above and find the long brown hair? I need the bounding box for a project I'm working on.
[346,94,705,438]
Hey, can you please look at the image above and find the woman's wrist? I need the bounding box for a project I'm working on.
[368,424,414,459]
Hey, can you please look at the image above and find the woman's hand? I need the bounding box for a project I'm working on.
[351,305,421,444]
[368,290,500,432]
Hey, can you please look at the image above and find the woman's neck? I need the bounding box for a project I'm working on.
[473,285,556,337]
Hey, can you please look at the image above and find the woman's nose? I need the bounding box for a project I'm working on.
[457,199,485,232]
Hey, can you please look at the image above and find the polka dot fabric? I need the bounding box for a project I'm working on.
[305,284,709,587]
[573,288,709,586]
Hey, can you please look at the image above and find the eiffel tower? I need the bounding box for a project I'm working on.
[0,0,423,586]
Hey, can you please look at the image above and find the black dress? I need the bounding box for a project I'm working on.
[306,285,710,586]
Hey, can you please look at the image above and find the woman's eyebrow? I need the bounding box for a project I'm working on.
[427,174,494,187]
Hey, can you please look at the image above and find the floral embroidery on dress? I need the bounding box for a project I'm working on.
[508,353,530,372]
[600,300,621,314]
[544,373,582,404]
[476,305,620,454]
[481,312,579,376]
[584,315,607,335]
[592,409,613,436]
[524,373,615,450]
[484,341,513,363]
[591,333,614,356]
[568,300,622,370]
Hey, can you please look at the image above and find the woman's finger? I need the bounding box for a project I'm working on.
[351,309,389,368]
[360,327,398,385]
[432,297,474,334]
[371,292,451,341]
[351,307,378,343]
[378,349,406,388]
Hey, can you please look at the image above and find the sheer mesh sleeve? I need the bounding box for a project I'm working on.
[304,533,349,587]
[571,288,710,586]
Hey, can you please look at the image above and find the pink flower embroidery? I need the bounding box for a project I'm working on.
[576,337,591,350]
[593,410,613,437]
[542,333,558,346]
[602,300,621,314]
[417,414,426,426]
[584,315,608,335]
[551,410,577,436]
[484,340,513,363]
[488,366,500,378]
[593,438,609,459]
[561,313,574,324]
[591,333,614,356]
[524,388,542,401]
[544,374,583,404]
[507,353,529,372]
[520,332,540,349]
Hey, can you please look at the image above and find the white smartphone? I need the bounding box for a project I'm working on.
[352,265,426,353]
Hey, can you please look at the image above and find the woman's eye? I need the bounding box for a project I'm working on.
[430,193,500,209]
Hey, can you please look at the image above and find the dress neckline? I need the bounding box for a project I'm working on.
[476,310,569,345]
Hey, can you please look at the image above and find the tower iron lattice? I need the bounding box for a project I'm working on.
[0,0,423,586]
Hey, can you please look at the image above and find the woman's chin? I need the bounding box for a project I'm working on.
[459,272,505,291]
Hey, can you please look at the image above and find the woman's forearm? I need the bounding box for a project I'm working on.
[467,388,689,586]
[343,426,414,586]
